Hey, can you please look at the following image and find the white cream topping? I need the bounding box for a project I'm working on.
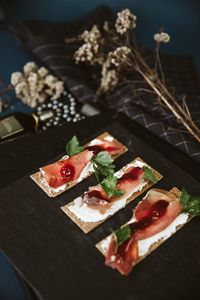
[138,213,189,257]
[87,135,114,146]
[99,235,112,253]
[104,135,114,142]
[77,162,94,183]
[87,138,103,146]
[99,213,189,257]
[69,197,127,222]
[40,169,69,193]
[115,159,147,179]
[68,159,149,222]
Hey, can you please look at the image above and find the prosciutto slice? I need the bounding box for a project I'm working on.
[116,166,144,195]
[82,186,110,214]
[40,134,125,189]
[105,188,182,275]
[82,166,145,214]
[134,189,181,240]
[41,150,93,188]
[86,138,125,156]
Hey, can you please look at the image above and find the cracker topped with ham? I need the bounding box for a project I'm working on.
[30,132,127,197]
[61,157,162,233]
[96,187,192,275]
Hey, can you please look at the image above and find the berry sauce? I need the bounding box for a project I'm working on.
[86,145,118,155]
[119,167,142,181]
[87,190,106,200]
[60,164,75,182]
[116,200,169,257]
[86,145,103,155]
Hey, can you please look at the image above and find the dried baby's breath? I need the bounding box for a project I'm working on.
[115,9,137,35]
[71,8,200,143]
[103,21,110,32]
[11,72,24,86]
[38,67,49,78]
[11,62,64,108]
[108,47,131,67]
[98,69,118,95]
[74,25,102,65]
[98,47,130,95]
[81,25,101,44]
[154,32,170,43]
[23,62,38,75]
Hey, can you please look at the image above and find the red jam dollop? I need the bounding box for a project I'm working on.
[60,164,75,182]
[130,200,168,234]
[86,145,118,155]
[119,167,142,181]
[117,200,168,255]
[106,200,169,274]
[105,146,118,153]
[86,145,103,155]
[87,190,106,200]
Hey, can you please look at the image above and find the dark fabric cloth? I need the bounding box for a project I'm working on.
[10,5,200,164]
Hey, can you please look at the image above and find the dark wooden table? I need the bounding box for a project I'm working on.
[0,111,199,300]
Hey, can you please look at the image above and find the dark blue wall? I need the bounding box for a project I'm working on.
[1,0,200,84]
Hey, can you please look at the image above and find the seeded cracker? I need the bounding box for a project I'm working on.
[30,132,128,197]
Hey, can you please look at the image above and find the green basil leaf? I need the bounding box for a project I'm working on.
[66,136,84,157]
[98,165,115,177]
[92,151,114,167]
[180,188,190,208]
[114,225,131,250]
[93,164,101,183]
[91,151,124,199]
[180,188,200,216]
[101,174,124,198]
[102,174,117,190]
[143,166,157,183]
[112,189,124,197]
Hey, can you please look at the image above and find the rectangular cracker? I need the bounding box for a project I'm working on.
[30,132,128,197]
[61,157,163,233]
[96,187,193,274]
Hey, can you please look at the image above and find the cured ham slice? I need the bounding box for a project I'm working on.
[41,150,93,188]
[82,186,110,214]
[62,158,162,233]
[105,188,182,275]
[86,138,125,156]
[82,166,145,214]
[115,166,144,198]
[134,189,181,240]
[31,132,128,197]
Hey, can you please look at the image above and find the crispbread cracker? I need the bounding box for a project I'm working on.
[61,157,163,233]
[30,132,128,197]
[96,187,193,273]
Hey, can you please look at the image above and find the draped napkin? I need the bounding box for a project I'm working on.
[10,5,200,164]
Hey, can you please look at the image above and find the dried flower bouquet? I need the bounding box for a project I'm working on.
[66,8,200,143]
[0,62,64,109]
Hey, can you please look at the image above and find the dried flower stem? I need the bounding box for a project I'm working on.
[0,84,14,96]
[128,48,200,142]
[155,43,165,84]
[156,76,200,135]
[73,8,200,143]
[137,69,200,143]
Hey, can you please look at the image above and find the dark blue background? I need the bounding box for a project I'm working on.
[0,1,199,299]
